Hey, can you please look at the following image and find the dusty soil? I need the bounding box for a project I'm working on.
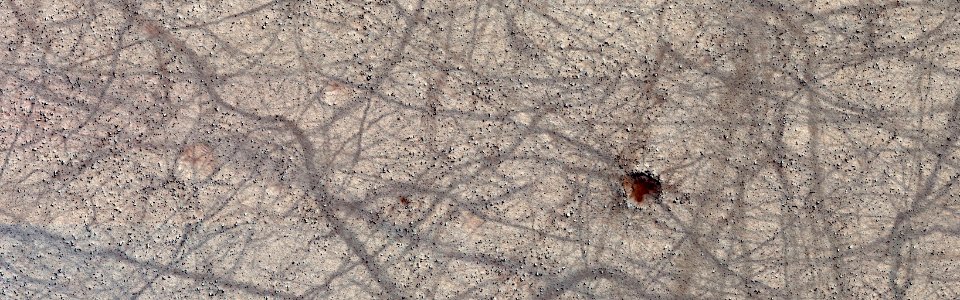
[1,0,958,298]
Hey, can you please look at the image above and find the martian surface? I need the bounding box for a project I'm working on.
[1,0,958,298]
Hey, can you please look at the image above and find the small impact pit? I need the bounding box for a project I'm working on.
[622,170,662,207]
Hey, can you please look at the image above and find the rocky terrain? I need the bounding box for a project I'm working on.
[1,0,958,298]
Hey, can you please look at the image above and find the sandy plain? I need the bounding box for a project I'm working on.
[0,0,958,298]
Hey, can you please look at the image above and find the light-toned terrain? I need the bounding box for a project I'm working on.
[1,0,958,298]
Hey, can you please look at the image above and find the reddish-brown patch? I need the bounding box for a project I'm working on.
[622,171,662,205]
[182,143,213,164]
[180,143,217,176]
[398,195,411,206]
[142,20,166,39]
